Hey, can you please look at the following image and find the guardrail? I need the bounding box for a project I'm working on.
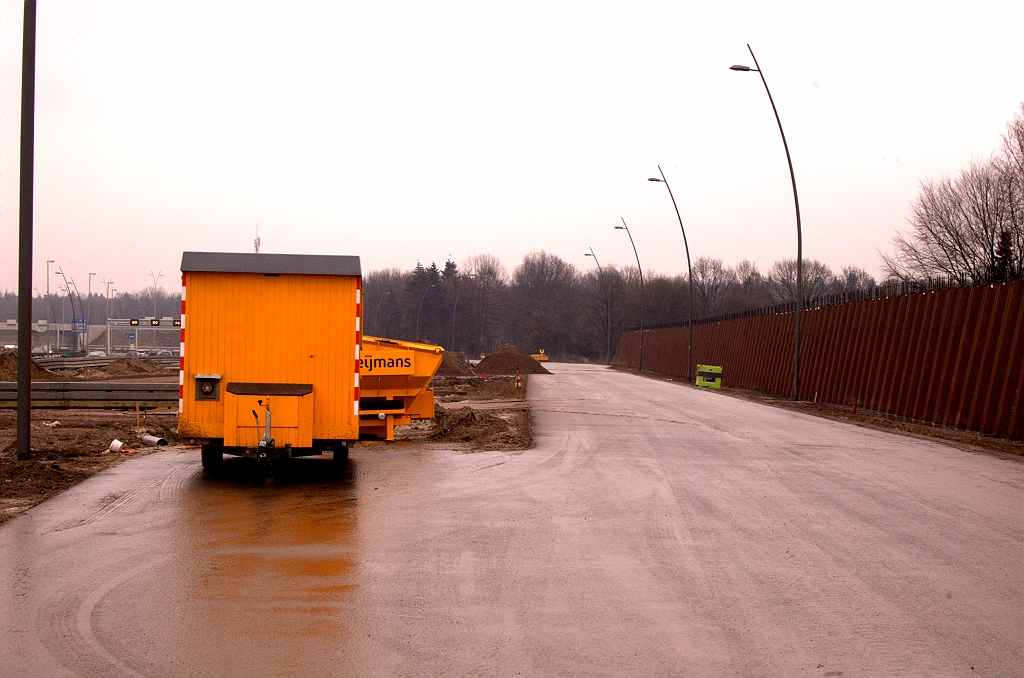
[0,382,178,409]
[33,355,179,370]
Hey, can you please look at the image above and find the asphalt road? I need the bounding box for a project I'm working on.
[1,364,1021,676]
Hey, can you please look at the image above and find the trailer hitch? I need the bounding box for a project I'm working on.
[252,399,275,449]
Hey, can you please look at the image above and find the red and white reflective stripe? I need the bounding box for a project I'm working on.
[354,278,362,416]
[179,273,186,412]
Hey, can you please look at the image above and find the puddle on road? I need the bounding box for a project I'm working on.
[161,456,363,673]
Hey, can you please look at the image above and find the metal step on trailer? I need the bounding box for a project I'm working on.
[0,382,179,409]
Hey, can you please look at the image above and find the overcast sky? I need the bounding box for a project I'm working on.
[2,1,1022,296]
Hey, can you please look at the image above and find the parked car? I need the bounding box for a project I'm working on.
[156,349,173,356]
[126,349,139,357]
[87,350,107,357]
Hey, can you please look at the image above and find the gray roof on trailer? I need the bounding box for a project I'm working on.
[180,252,361,276]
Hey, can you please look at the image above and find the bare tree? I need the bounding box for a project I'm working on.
[883,104,1024,284]
[839,266,876,293]
[462,253,508,355]
[767,259,837,303]
[508,251,579,355]
[691,257,736,317]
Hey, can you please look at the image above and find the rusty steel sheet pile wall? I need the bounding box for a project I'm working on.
[613,280,1023,438]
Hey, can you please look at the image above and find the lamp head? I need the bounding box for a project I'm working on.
[648,178,662,182]
[614,226,625,230]
[730,64,754,72]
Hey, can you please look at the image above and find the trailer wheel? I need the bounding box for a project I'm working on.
[201,444,223,472]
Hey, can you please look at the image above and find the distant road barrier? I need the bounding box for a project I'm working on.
[0,382,178,409]
[614,280,1023,439]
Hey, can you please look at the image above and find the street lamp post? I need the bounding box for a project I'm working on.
[150,271,163,349]
[372,290,392,335]
[103,279,113,354]
[450,273,475,352]
[584,248,612,364]
[87,272,95,350]
[615,218,644,372]
[731,44,804,400]
[648,166,694,381]
[415,284,436,341]
[46,259,54,351]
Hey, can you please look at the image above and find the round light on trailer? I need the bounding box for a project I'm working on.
[378,412,386,420]
[200,381,214,395]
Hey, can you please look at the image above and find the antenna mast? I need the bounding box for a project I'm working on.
[254,223,261,254]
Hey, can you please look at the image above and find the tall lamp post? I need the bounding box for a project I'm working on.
[372,290,392,335]
[731,44,803,400]
[149,271,163,350]
[46,259,54,351]
[87,272,95,350]
[450,273,474,352]
[615,218,644,372]
[415,284,436,341]
[584,248,612,364]
[648,166,694,381]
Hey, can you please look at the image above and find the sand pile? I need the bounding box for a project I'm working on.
[436,351,475,376]
[0,349,59,382]
[475,344,550,375]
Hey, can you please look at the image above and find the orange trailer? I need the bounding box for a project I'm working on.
[177,252,362,471]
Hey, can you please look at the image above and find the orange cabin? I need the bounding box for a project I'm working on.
[177,252,361,457]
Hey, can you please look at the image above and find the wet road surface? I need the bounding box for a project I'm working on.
[1,364,1022,676]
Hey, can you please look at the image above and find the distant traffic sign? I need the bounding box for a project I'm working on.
[130,319,139,326]
[126,333,136,339]
[150,319,160,326]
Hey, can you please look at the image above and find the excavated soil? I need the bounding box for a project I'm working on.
[53,358,173,380]
[397,404,532,451]
[431,375,525,402]
[0,349,61,382]
[436,351,475,376]
[0,350,174,382]
[475,344,551,375]
[0,409,180,524]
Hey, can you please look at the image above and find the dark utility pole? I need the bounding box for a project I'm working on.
[17,0,38,461]
[615,219,644,372]
[731,44,803,400]
[648,166,694,381]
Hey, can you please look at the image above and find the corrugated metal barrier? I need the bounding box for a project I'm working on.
[612,280,1023,439]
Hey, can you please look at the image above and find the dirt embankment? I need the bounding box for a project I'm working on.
[0,409,179,524]
[55,358,171,381]
[431,375,524,402]
[0,349,60,381]
[0,349,174,382]
[475,344,550,375]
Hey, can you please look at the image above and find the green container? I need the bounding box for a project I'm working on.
[695,364,722,390]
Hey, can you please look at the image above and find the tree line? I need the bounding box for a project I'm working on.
[0,288,181,326]
[364,253,879,362]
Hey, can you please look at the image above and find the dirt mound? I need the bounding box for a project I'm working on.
[475,344,550,375]
[99,358,168,377]
[0,349,60,382]
[436,350,475,377]
[428,405,532,450]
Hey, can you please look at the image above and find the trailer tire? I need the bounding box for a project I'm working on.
[201,444,223,472]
